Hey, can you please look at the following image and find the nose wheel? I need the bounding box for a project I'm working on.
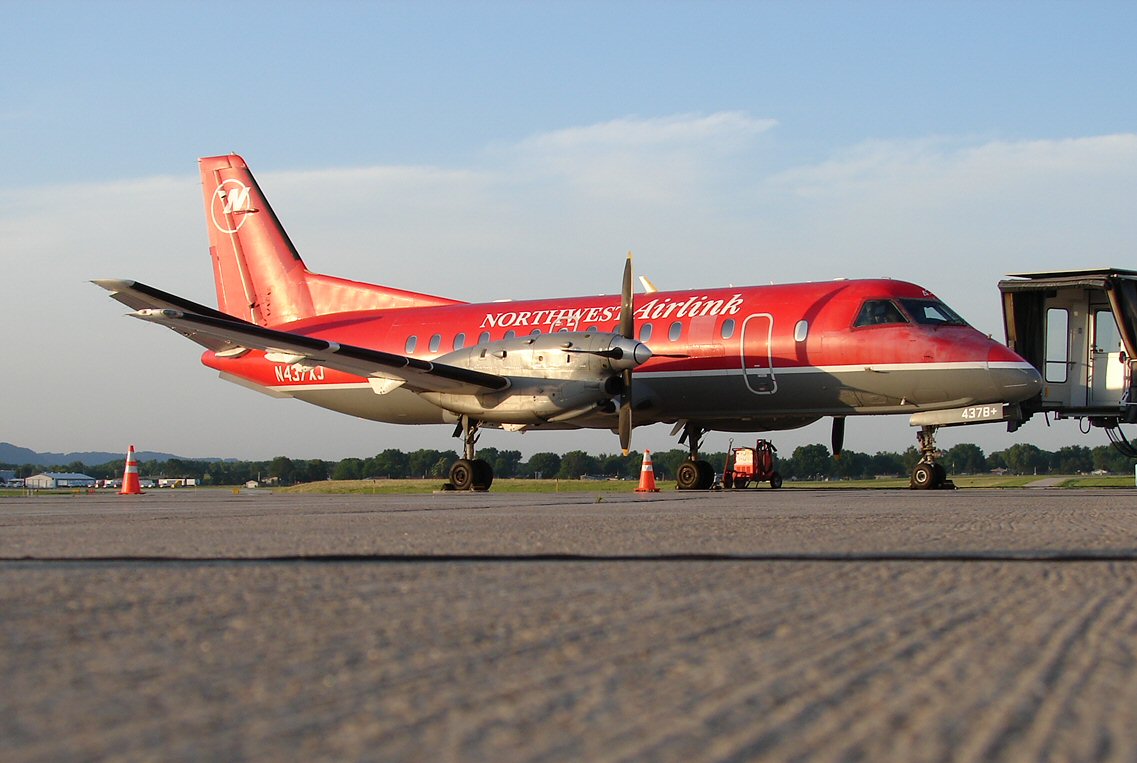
[909,426,954,490]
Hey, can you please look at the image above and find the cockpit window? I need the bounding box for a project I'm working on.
[899,299,967,326]
[854,300,908,327]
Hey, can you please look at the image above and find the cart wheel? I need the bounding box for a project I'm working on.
[769,472,783,489]
[723,473,734,489]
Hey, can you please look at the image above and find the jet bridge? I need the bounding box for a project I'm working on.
[999,268,1137,456]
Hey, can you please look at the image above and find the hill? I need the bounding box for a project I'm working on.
[0,442,211,467]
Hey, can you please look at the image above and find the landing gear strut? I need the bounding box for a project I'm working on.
[449,415,494,491]
[675,422,716,490]
[909,425,953,490]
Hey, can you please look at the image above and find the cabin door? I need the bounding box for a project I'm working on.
[741,313,777,394]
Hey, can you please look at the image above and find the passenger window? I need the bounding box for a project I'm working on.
[854,300,907,327]
[478,331,490,344]
[530,329,541,336]
[453,333,465,351]
[721,319,735,340]
[405,335,417,354]
[504,330,516,340]
[1045,308,1069,383]
[428,334,441,353]
[669,321,682,341]
[794,320,809,342]
[640,323,653,342]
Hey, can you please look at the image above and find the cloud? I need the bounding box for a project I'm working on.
[504,112,778,206]
[516,111,777,152]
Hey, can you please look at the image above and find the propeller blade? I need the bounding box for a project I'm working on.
[620,252,634,339]
[619,370,633,454]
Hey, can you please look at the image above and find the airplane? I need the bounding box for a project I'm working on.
[96,154,1043,491]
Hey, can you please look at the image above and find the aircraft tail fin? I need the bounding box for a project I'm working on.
[199,154,460,326]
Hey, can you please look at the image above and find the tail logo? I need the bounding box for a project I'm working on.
[210,179,255,233]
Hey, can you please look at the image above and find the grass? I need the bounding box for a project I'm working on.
[5,475,1131,498]
[275,474,1136,494]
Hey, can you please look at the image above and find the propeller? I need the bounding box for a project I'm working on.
[563,253,684,454]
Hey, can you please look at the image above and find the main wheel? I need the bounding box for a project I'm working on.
[676,460,702,490]
[695,460,715,490]
[910,462,936,490]
[472,459,494,491]
[450,459,475,491]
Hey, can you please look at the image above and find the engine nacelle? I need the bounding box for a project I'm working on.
[421,332,649,423]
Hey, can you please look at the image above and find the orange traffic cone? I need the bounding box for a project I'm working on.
[119,445,144,495]
[635,449,660,493]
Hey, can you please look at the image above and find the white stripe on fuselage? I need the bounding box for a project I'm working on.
[254,360,1024,394]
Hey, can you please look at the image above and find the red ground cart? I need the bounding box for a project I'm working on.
[722,438,783,489]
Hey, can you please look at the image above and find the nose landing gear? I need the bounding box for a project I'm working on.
[910,425,954,490]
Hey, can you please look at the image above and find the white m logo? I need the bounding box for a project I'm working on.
[221,185,251,214]
[211,180,255,233]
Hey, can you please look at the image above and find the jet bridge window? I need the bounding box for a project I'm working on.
[853,300,907,327]
[1094,310,1123,354]
[1045,308,1069,383]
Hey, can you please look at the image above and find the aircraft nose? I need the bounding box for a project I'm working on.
[987,346,1042,403]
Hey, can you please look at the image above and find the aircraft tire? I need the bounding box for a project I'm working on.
[472,459,494,491]
[910,462,936,490]
[450,459,476,491]
[676,460,702,491]
[695,460,715,490]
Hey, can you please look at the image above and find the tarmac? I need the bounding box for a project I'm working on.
[3,487,1137,762]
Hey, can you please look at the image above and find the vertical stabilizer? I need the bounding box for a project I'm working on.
[200,154,312,325]
[200,154,461,326]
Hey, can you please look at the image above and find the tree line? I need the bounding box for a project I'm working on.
[3,442,1132,485]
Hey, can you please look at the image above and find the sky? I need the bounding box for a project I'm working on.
[2,1,1136,462]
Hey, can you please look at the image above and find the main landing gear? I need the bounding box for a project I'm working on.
[448,415,494,491]
[909,425,954,490]
[675,423,717,490]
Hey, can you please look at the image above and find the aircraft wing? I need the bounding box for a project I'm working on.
[131,307,509,394]
[93,279,255,353]
[95,280,509,395]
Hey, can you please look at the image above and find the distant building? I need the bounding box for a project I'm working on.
[25,472,97,489]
